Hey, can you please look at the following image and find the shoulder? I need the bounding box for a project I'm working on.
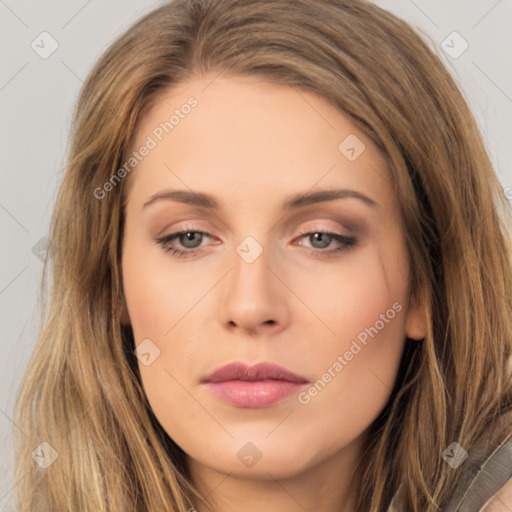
[480,476,512,511]
[459,418,512,512]
[445,411,512,512]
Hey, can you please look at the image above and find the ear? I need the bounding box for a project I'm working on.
[405,292,427,340]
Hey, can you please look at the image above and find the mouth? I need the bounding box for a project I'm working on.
[201,361,309,408]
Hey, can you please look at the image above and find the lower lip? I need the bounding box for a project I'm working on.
[206,380,306,408]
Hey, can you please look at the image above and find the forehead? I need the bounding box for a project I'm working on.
[125,74,391,210]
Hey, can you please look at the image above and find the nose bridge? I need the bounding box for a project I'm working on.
[231,233,274,297]
[219,230,289,333]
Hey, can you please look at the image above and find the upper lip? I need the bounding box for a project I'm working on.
[202,362,309,384]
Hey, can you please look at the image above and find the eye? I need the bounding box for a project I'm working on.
[155,228,211,258]
[295,230,357,257]
[155,226,357,258]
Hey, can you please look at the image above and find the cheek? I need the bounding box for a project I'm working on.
[121,242,210,422]
[121,240,206,339]
[291,241,409,412]
[292,241,408,355]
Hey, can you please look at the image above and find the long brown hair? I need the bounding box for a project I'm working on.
[14,0,512,510]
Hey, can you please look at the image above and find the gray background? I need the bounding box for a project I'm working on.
[1,0,511,507]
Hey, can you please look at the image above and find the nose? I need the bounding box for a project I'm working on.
[219,241,290,336]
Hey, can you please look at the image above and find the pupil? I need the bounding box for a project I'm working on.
[312,233,330,249]
[182,232,201,248]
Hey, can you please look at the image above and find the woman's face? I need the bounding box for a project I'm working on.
[121,74,426,481]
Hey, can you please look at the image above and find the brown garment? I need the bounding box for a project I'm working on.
[387,411,512,511]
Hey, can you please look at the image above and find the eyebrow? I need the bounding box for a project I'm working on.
[142,188,379,211]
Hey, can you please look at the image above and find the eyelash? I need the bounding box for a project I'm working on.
[155,226,357,259]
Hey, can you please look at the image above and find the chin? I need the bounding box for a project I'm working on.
[189,436,323,480]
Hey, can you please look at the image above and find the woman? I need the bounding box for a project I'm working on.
[13,0,512,510]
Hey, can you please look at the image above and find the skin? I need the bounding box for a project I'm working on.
[481,478,512,512]
[120,74,427,512]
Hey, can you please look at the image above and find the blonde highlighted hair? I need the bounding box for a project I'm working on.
[14,0,512,510]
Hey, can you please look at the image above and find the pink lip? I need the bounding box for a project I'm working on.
[202,362,309,408]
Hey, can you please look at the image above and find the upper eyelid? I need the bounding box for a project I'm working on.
[164,217,355,236]
[165,224,350,237]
